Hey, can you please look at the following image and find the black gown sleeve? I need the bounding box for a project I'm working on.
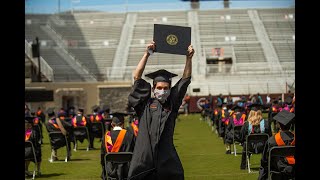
[128,79,151,118]
[240,122,249,143]
[258,138,273,180]
[170,77,191,111]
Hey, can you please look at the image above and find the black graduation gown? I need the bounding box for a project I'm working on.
[239,120,272,169]
[73,115,89,143]
[127,77,190,180]
[224,113,243,144]
[87,114,104,138]
[258,131,295,180]
[25,129,41,162]
[46,119,69,150]
[100,129,135,180]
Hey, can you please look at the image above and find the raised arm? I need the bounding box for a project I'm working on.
[133,41,155,81]
[182,45,195,79]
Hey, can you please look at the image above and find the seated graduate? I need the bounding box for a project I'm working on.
[88,105,104,149]
[45,108,71,161]
[126,112,139,144]
[258,110,295,180]
[218,103,230,138]
[224,105,246,154]
[239,109,272,169]
[30,111,43,144]
[71,107,89,144]
[100,112,135,180]
[25,116,42,177]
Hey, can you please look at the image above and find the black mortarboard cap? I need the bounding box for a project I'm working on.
[46,107,55,116]
[110,112,127,124]
[145,69,178,84]
[273,110,295,126]
[231,105,244,111]
[78,107,84,113]
[247,103,263,110]
[154,24,191,55]
[25,116,34,123]
[91,105,100,112]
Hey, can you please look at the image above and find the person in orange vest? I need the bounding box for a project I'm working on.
[258,110,295,180]
[45,108,71,161]
[100,112,135,180]
[25,116,42,177]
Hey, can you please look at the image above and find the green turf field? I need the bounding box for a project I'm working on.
[28,114,263,180]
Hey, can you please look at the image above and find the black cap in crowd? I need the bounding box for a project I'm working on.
[273,110,295,126]
[25,116,34,124]
[46,107,55,116]
[110,112,127,124]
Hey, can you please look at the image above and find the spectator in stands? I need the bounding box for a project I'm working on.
[45,108,71,161]
[100,112,135,180]
[258,110,295,180]
[217,94,223,107]
[25,116,42,177]
[127,41,194,179]
[266,94,271,106]
[239,110,271,169]
[257,93,263,105]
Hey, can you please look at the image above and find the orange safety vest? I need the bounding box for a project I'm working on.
[25,128,32,141]
[131,122,139,137]
[72,116,87,127]
[105,129,127,152]
[275,132,295,164]
[49,118,60,129]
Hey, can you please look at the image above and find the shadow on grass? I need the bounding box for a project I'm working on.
[37,173,66,178]
[69,158,90,161]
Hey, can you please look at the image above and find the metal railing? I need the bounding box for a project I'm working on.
[25,40,54,82]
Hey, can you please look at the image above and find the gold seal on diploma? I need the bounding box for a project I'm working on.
[166,34,178,45]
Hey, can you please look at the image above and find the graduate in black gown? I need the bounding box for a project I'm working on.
[100,112,135,180]
[71,108,89,144]
[127,41,195,180]
[239,110,272,169]
[45,108,71,161]
[126,112,139,146]
[88,105,104,149]
[224,105,246,154]
[25,116,42,176]
[258,110,295,180]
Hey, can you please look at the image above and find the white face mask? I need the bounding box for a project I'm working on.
[153,89,170,103]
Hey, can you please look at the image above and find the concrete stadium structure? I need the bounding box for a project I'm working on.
[25,7,294,111]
